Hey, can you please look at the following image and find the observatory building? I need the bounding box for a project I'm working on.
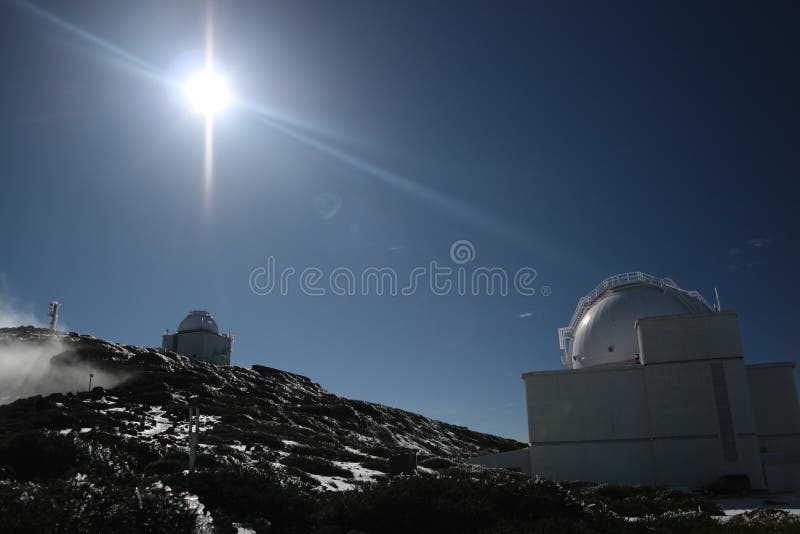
[162,310,233,366]
[469,272,800,492]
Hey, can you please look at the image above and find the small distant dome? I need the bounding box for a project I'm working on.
[177,310,219,334]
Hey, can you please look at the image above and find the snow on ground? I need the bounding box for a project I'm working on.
[344,446,367,457]
[182,491,214,534]
[172,414,221,439]
[713,493,800,521]
[309,474,356,492]
[347,432,380,446]
[333,461,384,482]
[140,406,171,437]
[392,433,429,454]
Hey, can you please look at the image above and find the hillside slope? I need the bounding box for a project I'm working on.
[2,327,790,533]
[0,327,521,486]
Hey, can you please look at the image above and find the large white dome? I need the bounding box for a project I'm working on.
[177,310,220,334]
[559,273,714,369]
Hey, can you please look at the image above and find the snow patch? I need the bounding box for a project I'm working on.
[308,474,356,492]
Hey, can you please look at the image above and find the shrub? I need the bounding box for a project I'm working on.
[179,467,315,533]
[0,478,198,533]
[359,458,390,472]
[280,455,354,478]
[144,458,187,475]
[419,456,456,470]
[725,508,800,530]
[362,445,390,458]
[0,431,79,480]
[297,402,356,421]
[310,468,595,534]
[566,482,723,518]
[285,443,362,463]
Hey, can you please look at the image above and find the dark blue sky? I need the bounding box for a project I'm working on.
[1,0,798,440]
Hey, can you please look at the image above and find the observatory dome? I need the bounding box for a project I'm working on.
[177,310,220,334]
[560,273,713,369]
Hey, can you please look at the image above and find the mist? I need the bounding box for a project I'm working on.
[0,287,129,404]
[0,337,131,404]
[0,276,38,329]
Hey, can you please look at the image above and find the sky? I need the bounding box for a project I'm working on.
[1,0,798,442]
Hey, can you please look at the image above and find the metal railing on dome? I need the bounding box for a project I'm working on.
[558,272,714,364]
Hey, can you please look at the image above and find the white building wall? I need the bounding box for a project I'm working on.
[747,363,800,491]
[162,330,231,365]
[643,360,721,437]
[524,365,647,444]
[641,358,764,485]
[523,365,655,485]
[637,314,764,488]
[522,361,765,488]
[636,312,743,365]
[530,441,654,486]
[648,435,763,488]
[747,363,800,450]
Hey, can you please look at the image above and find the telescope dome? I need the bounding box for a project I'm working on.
[559,273,713,369]
[177,310,220,334]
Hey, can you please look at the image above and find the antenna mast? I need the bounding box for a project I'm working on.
[47,301,60,330]
[714,288,721,312]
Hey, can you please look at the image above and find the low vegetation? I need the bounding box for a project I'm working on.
[1,327,798,532]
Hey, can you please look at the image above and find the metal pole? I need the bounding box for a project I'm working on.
[188,406,200,471]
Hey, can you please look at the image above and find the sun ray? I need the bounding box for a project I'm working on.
[203,0,216,212]
[251,113,567,260]
[12,0,162,82]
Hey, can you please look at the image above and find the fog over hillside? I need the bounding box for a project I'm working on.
[0,294,127,403]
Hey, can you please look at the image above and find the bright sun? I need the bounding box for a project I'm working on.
[183,70,231,115]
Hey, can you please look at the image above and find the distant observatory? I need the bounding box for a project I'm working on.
[162,310,233,366]
[469,272,800,492]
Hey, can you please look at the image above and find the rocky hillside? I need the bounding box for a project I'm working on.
[0,327,521,486]
[1,327,794,533]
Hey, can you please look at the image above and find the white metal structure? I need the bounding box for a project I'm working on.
[558,272,713,368]
[47,301,59,331]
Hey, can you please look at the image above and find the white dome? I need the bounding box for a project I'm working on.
[177,310,219,334]
[559,273,714,369]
